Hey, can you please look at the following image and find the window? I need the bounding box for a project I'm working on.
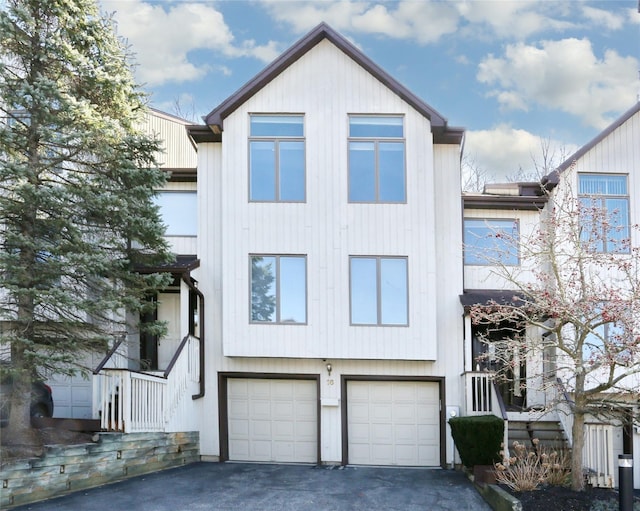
[350,256,408,325]
[154,191,197,236]
[464,219,519,265]
[250,255,306,324]
[583,307,631,364]
[348,116,405,203]
[249,115,305,202]
[578,174,629,253]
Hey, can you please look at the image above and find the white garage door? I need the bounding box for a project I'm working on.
[347,381,440,466]
[227,378,317,463]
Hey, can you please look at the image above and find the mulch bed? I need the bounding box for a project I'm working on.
[506,484,640,511]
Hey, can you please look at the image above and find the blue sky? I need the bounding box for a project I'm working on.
[102,0,640,181]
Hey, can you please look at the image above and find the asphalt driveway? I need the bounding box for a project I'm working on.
[12,462,492,511]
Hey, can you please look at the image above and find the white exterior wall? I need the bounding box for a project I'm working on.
[195,40,464,463]
[553,108,640,394]
[140,110,197,169]
[216,40,449,361]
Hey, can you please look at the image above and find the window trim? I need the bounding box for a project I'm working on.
[578,172,630,254]
[249,254,308,325]
[248,114,306,203]
[463,217,520,266]
[349,255,409,326]
[347,114,406,204]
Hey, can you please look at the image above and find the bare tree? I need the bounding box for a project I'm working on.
[462,154,494,192]
[469,173,640,490]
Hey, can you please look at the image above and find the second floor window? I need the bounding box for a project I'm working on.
[464,218,519,265]
[250,255,307,324]
[578,173,629,253]
[249,115,305,202]
[348,115,405,203]
[154,191,197,236]
[350,256,408,325]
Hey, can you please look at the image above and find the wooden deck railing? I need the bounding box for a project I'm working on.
[94,335,200,433]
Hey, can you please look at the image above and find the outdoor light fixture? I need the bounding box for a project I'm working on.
[326,363,332,376]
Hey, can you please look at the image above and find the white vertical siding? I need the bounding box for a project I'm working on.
[215,40,457,361]
[139,110,197,169]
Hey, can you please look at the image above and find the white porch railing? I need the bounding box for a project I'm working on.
[94,335,200,433]
[584,424,615,488]
[465,371,500,416]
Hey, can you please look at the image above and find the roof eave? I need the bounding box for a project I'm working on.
[203,23,459,140]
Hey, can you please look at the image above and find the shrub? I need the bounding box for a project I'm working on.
[494,440,571,492]
[449,415,504,468]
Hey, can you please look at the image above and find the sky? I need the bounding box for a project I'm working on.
[101,0,640,182]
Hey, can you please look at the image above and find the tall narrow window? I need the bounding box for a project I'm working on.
[464,219,519,265]
[250,255,307,324]
[578,174,629,253]
[350,256,408,325]
[348,116,405,203]
[249,115,305,202]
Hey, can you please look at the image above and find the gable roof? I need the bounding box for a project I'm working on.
[197,23,463,145]
[555,102,640,173]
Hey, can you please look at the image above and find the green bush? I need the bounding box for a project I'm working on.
[449,415,504,468]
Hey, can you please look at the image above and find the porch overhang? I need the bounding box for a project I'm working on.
[460,289,529,311]
[136,255,200,274]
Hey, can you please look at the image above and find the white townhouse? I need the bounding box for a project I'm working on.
[89,22,638,486]
[182,22,465,466]
[461,102,640,488]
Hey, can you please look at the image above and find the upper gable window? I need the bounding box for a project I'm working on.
[348,115,405,203]
[578,173,629,253]
[249,115,305,202]
[464,218,519,265]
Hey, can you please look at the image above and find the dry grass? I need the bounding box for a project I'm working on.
[494,439,571,492]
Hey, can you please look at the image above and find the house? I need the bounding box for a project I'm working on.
[47,108,199,420]
[461,102,640,489]
[89,23,637,487]
[93,22,467,467]
[184,22,465,467]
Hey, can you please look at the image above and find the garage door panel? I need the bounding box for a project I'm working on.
[227,378,317,463]
[347,381,440,467]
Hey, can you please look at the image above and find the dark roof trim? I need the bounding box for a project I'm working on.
[463,194,548,211]
[163,168,197,182]
[460,289,528,309]
[186,124,221,145]
[555,102,640,174]
[136,255,200,274]
[202,23,464,145]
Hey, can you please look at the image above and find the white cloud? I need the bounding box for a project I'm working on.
[477,38,638,129]
[581,6,625,30]
[102,0,281,86]
[259,0,460,44]
[465,125,578,181]
[455,0,575,40]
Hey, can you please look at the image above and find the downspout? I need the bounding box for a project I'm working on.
[182,272,205,399]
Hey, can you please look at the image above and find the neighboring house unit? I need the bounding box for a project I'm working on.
[461,102,640,489]
[47,108,199,420]
[85,24,637,487]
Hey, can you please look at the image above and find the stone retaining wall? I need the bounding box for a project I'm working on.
[1,431,199,509]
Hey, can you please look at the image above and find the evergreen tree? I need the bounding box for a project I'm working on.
[0,0,172,448]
